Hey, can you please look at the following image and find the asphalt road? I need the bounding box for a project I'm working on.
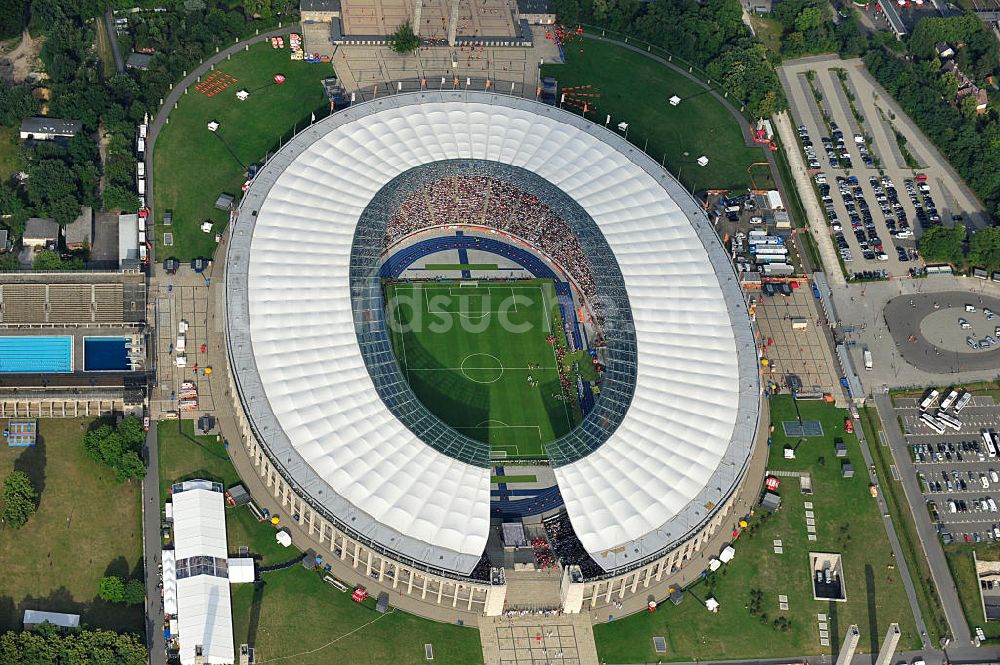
[103,10,124,73]
[142,426,166,665]
[884,291,1000,373]
[874,391,972,646]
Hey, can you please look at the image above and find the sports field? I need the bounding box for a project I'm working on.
[384,279,577,459]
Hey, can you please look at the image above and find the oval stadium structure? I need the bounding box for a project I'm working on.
[223,91,764,616]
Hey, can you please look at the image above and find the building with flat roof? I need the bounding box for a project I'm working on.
[19,117,82,142]
[23,610,80,630]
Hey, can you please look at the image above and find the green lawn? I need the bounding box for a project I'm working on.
[860,406,949,645]
[491,475,537,484]
[157,420,295,566]
[0,418,143,633]
[749,15,785,54]
[593,396,919,662]
[944,543,1000,641]
[542,38,769,192]
[0,126,21,185]
[153,43,333,261]
[231,566,483,664]
[384,279,576,459]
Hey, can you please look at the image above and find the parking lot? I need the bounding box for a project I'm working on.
[896,394,1000,544]
[778,57,989,280]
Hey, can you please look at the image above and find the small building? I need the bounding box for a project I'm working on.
[517,0,556,24]
[842,462,855,478]
[760,491,781,512]
[23,610,80,630]
[0,229,10,252]
[226,483,251,507]
[215,193,235,211]
[65,206,93,250]
[19,117,81,142]
[936,42,955,59]
[118,213,139,267]
[22,217,59,248]
[301,0,341,22]
[228,557,256,584]
[126,52,153,70]
[834,440,847,457]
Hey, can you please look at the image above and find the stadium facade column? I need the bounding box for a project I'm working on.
[560,565,585,614]
[413,0,421,37]
[484,582,507,616]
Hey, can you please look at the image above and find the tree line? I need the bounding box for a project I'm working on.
[0,625,146,664]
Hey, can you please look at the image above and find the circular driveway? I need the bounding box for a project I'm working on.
[885,291,1000,373]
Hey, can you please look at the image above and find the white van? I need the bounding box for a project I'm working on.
[949,500,958,513]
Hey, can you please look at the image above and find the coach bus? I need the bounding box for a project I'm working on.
[939,389,960,411]
[983,430,998,458]
[937,411,962,431]
[919,390,940,411]
[919,412,946,434]
[953,391,973,413]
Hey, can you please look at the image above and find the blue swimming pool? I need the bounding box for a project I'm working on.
[84,337,131,372]
[0,336,73,373]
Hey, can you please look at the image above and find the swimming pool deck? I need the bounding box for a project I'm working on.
[0,327,142,374]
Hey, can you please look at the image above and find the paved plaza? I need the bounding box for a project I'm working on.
[331,26,560,97]
[754,284,840,398]
[478,615,599,665]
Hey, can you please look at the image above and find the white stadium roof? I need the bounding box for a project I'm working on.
[226,92,760,576]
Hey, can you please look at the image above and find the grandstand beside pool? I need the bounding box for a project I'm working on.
[83,337,131,372]
[0,336,73,373]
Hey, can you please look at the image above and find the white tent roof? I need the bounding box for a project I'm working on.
[162,549,178,617]
[176,575,234,665]
[172,484,227,561]
[226,92,759,574]
[23,610,80,628]
[227,558,255,584]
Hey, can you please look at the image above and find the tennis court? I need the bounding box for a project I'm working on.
[384,279,576,459]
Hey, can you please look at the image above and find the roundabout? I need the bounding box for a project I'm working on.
[885,291,1000,373]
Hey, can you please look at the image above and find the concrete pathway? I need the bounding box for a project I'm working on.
[141,426,166,665]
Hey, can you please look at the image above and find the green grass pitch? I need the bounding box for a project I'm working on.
[384,279,578,459]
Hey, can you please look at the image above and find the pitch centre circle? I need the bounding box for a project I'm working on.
[461,353,504,384]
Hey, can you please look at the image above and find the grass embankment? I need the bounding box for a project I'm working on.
[860,405,949,645]
[153,42,332,260]
[542,37,769,192]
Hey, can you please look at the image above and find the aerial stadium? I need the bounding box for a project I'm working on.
[223,91,764,615]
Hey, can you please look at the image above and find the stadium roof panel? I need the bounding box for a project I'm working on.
[226,92,760,575]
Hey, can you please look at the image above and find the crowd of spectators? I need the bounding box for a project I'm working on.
[469,553,493,581]
[532,537,557,569]
[543,512,603,578]
[385,176,597,303]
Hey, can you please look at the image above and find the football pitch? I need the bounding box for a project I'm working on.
[384,279,577,459]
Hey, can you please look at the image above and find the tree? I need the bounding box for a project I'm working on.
[31,250,63,272]
[82,418,147,482]
[389,22,420,54]
[969,227,1000,272]
[102,185,139,213]
[98,576,125,603]
[2,471,37,529]
[0,627,147,663]
[124,578,146,606]
[0,81,38,127]
[918,224,966,266]
[0,254,18,272]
